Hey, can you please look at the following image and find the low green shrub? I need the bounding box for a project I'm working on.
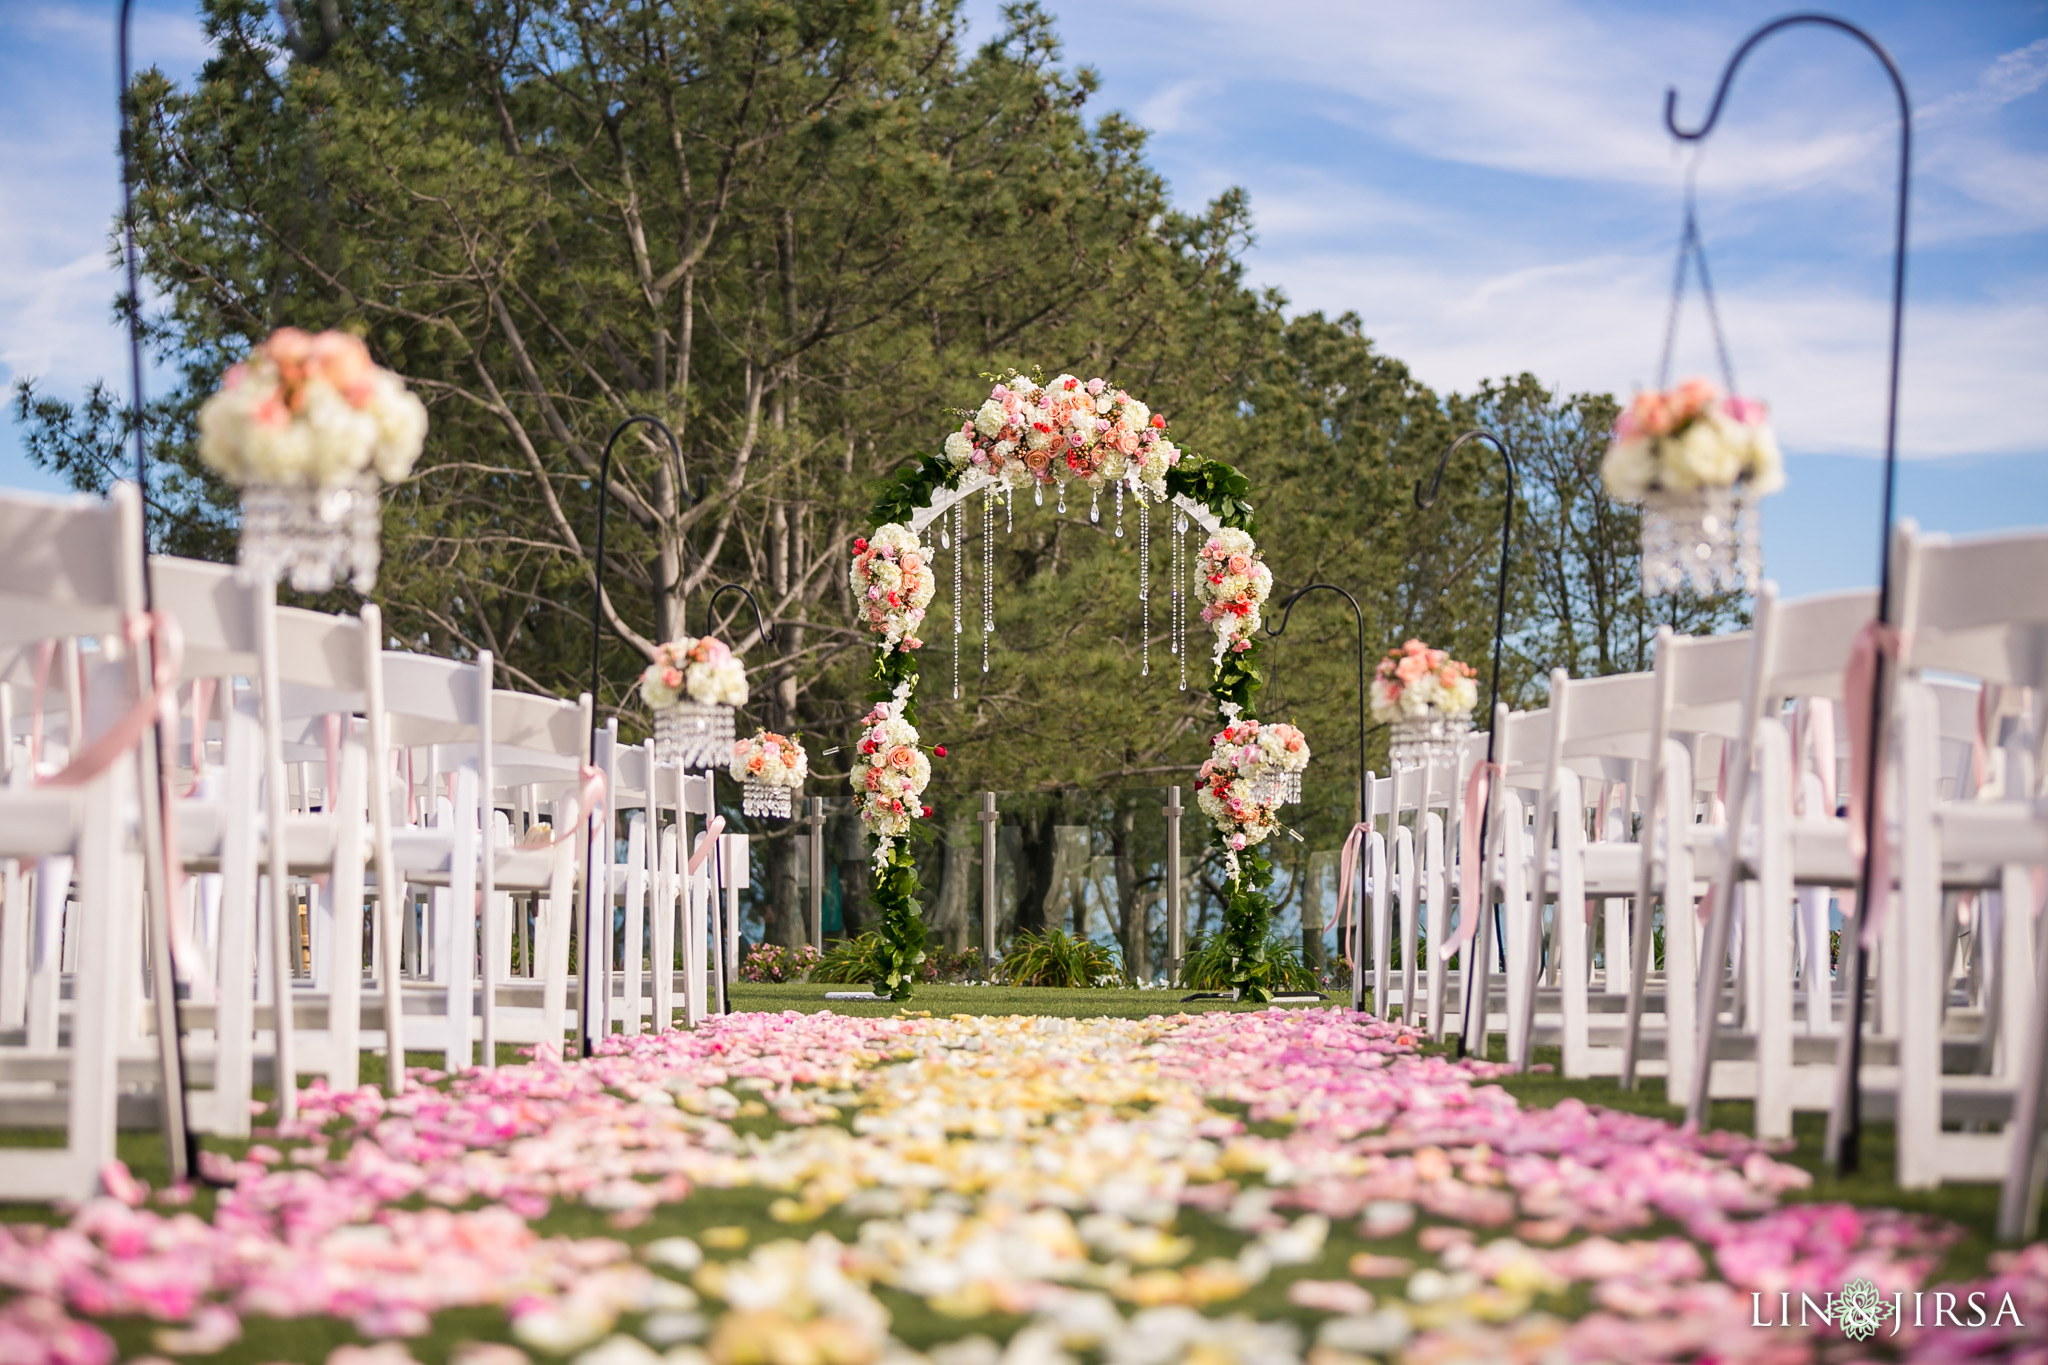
[996,927,1121,988]
[810,932,987,984]
[1176,932,1320,994]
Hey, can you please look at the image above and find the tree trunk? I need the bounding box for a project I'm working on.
[1112,801,1145,980]
[767,830,801,948]
[931,823,973,952]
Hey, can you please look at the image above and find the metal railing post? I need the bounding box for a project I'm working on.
[1164,786,1184,971]
[978,792,998,972]
[805,798,825,954]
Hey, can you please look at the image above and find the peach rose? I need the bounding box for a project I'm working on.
[887,746,916,769]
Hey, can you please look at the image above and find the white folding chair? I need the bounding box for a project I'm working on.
[0,484,182,1200]
[1863,523,2048,1200]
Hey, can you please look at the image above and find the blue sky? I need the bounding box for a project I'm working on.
[4,0,2044,599]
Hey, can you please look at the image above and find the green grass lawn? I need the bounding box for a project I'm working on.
[2,996,2025,1364]
[726,981,1336,1018]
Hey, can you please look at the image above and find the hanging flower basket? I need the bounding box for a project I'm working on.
[1388,712,1472,770]
[1373,639,1479,769]
[732,731,808,822]
[654,700,736,770]
[236,474,383,594]
[1639,483,1762,597]
[641,636,747,770]
[1602,379,1781,598]
[742,782,794,819]
[1197,717,1311,875]
[197,328,428,593]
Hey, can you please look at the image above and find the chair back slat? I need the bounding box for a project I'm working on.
[149,557,260,678]
[0,486,144,646]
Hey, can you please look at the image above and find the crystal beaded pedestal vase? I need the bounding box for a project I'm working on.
[237,474,382,592]
[1389,713,1472,769]
[654,702,734,770]
[1640,484,1760,598]
[742,782,795,820]
[1251,770,1303,807]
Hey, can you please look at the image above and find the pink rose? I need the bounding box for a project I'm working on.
[1226,553,1252,576]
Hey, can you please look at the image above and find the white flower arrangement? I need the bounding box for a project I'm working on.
[640,635,747,710]
[1196,717,1310,863]
[1193,528,1274,664]
[197,328,428,488]
[1600,377,1785,502]
[850,684,931,862]
[1371,639,1478,723]
[937,370,1181,502]
[849,523,936,653]
[730,730,807,789]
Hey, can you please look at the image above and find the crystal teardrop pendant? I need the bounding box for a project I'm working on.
[1034,482,1043,506]
[1089,490,1100,524]
[1057,488,1067,514]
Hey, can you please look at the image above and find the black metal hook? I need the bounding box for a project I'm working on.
[588,414,688,711]
[119,0,209,1192]
[1660,12,1912,1178]
[699,581,777,649]
[1415,429,1516,751]
[1416,429,1517,1055]
[1265,583,1369,831]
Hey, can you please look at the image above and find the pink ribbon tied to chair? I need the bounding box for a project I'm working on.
[688,816,728,876]
[1439,758,1501,962]
[1841,620,1905,949]
[1334,820,1372,949]
[35,611,184,790]
[518,765,610,849]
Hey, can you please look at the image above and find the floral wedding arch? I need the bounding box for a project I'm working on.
[847,370,1307,1001]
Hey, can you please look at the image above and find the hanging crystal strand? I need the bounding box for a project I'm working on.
[1115,480,1125,537]
[952,501,963,700]
[1175,510,1189,692]
[1034,479,1043,507]
[1005,483,1013,534]
[981,488,994,674]
[1057,481,1067,515]
[1090,486,1101,524]
[1139,496,1151,677]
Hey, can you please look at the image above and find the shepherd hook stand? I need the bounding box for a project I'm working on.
[1416,430,1517,1058]
[1656,14,1909,1175]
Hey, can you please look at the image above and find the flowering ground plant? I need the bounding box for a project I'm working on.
[849,522,935,653]
[1372,639,1478,723]
[1195,527,1274,663]
[639,635,747,709]
[737,941,820,983]
[1600,376,1785,501]
[730,730,807,788]
[197,327,428,487]
[941,369,1181,498]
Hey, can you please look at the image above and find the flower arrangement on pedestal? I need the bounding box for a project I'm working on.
[1194,528,1274,665]
[1601,377,1783,596]
[640,636,747,768]
[197,327,428,591]
[731,731,807,819]
[1373,640,1479,768]
[848,368,1295,1001]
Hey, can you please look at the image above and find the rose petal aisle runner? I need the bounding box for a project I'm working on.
[2,1010,2043,1364]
